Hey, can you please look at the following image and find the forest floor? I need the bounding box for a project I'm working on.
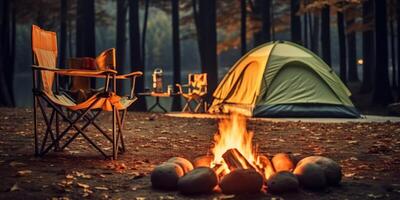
[0,108,400,200]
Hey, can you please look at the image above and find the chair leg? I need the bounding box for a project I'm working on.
[112,106,117,160]
[182,99,193,112]
[33,96,39,156]
[39,109,56,153]
[60,110,102,150]
[46,107,108,158]
[194,99,202,113]
[39,97,101,156]
[55,111,60,151]
[115,109,127,153]
[120,110,127,152]
[37,100,57,152]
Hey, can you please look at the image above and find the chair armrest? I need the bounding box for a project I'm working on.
[116,71,143,79]
[32,65,117,78]
[119,71,143,99]
[175,84,184,94]
[32,65,61,72]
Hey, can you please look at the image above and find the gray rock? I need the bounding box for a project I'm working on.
[293,162,327,190]
[168,157,194,174]
[151,163,184,190]
[272,153,294,172]
[177,167,218,195]
[296,156,342,185]
[220,169,264,194]
[266,171,299,194]
[193,155,213,168]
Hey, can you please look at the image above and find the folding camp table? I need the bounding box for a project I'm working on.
[138,92,178,113]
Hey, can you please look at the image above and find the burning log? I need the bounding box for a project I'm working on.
[212,163,226,178]
[222,148,256,171]
[257,155,275,180]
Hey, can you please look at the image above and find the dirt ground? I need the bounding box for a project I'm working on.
[0,108,400,200]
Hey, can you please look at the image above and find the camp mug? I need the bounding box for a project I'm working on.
[167,85,173,95]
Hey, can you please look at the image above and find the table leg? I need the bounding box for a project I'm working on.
[155,97,167,113]
[148,101,158,111]
[148,97,168,113]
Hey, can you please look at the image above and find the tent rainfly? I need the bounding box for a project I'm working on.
[209,41,360,118]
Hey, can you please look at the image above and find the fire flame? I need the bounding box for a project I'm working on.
[211,114,258,174]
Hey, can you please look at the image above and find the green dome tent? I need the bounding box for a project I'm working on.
[209,41,360,118]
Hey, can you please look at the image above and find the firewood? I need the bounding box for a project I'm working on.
[222,148,256,171]
[257,155,275,180]
[212,163,226,178]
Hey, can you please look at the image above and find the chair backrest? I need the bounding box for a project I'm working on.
[68,57,96,92]
[96,48,116,70]
[189,73,207,96]
[31,25,58,94]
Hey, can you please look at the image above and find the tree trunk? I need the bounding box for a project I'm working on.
[389,5,396,88]
[308,10,312,48]
[241,0,247,55]
[68,15,73,57]
[360,0,374,93]
[199,0,218,102]
[372,0,393,105]
[397,0,400,99]
[303,10,309,48]
[311,13,319,54]
[261,0,271,43]
[129,0,147,110]
[321,5,331,65]
[60,0,67,69]
[76,0,95,58]
[290,0,302,44]
[192,0,205,69]
[76,0,96,88]
[0,0,13,107]
[171,0,181,111]
[59,0,67,89]
[116,0,127,94]
[346,16,358,82]
[142,0,149,63]
[271,0,275,40]
[4,0,15,106]
[337,11,347,83]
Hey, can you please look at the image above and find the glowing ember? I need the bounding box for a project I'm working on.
[210,114,259,175]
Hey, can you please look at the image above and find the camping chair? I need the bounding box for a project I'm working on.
[31,25,142,159]
[176,73,208,112]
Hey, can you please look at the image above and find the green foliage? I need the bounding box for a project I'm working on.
[15,0,112,30]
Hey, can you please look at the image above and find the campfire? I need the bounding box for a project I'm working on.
[151,113,343,195]
[210,114,274,180]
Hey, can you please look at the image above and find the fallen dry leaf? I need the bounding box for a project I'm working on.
[213,195,236,200]
[74,171,92,179]
[9,161,26,167]
[367,194,384,199]
[9,183,20,192]
[51,197,70,200]
[65,174,74,179]
[159,196,175,200]
[348,140,359,144]
[94,186,109,191]
[344,173,356,177]
[16,170,32,177]
[77,182,90,189]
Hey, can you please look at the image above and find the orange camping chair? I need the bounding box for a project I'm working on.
[31,25,142,159]
[176,73,208,112]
